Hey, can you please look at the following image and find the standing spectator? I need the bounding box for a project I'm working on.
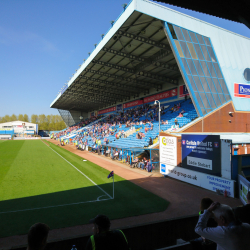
[27,223,50,250]
[190,197,216,249]
[85,214,130,250]
[119,149,123,161]
[234,191,250,224]
[195,202,250,250]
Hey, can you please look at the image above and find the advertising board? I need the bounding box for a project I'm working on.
[144,88,177,103]
[234,83,250,98]
[239,175,249,205]
[159,136,177,174]
[117,104,123,112]
[161,165,235,197]
[179,85,189,97]
[182,134,221,176]
[98,106,116,115]
[123,100,143,109]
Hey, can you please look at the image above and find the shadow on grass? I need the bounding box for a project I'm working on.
[0,178,169,238]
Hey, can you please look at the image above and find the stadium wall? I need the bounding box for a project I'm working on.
[181,101,250,133]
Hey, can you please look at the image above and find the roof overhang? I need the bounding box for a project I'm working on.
[50,0,182,112]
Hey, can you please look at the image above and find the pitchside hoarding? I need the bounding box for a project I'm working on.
[182,134,221,176]
[159,136,177,174]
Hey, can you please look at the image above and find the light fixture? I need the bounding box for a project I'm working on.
[229,111,234,115]
[110,20,115,26]
[101,34,105,39]
[122,3,127,10]
[94,43,97,48]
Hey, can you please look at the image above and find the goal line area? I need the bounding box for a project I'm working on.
[0,140,113,214]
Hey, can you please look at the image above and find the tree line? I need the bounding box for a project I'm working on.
[0,114,66,131]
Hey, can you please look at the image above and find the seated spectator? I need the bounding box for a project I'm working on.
[174,119,179,126]
[178,113,183,118]
[180,109,185,114]
[105,148,111,157]
[138,159,144,169]
[112,150,119,160]
[195,202,250,250]
[149,137,153,146]
[130,157,138,168]
[234,191,250,224]
[161,120,165,125]
[85,214,130,250]
[27,223,50,250]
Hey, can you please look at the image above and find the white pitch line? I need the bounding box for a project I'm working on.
[0,197,111,214]
[40,140,112,199]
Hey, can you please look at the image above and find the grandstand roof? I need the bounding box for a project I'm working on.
[50,0,250,115]
[50,1,183,112]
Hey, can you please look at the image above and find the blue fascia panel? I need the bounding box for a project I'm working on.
[164,22,203,117]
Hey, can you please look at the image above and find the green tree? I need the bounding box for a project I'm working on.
[0,113,66,130]
[23,114,29,122]
[10,114,17,121]
[38,114,47,130]
[3,115,10,122]
[31,114,38,124]
[18,114,24,121]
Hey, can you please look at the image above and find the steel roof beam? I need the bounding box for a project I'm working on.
[90,59,177,85]
[115,30,171,51]
[82,68,152,89]
[102,47,178,73]
[79,87,130,98]
[77,75,137,94]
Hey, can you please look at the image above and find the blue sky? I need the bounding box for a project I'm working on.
[0,0,249,117]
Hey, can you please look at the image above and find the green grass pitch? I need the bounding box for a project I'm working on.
[0,140,169,238]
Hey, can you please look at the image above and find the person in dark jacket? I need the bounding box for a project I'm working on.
[234,191,250,224]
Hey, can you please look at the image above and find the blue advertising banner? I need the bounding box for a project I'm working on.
[182,134,221,176]
[117,104,123,112]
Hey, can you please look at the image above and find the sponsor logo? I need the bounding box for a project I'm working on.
[161,164,166,172]
[214,142,219,148]
[162,137,174,146]
[162,137,167,146]
[182,140,186,145]
[234,83,250,98]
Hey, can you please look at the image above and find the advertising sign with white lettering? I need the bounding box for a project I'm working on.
[182,134,221,176]
[162,165,235,197]
[160,136,177,174]
[201,175,234,198]
[234,83,250,98]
